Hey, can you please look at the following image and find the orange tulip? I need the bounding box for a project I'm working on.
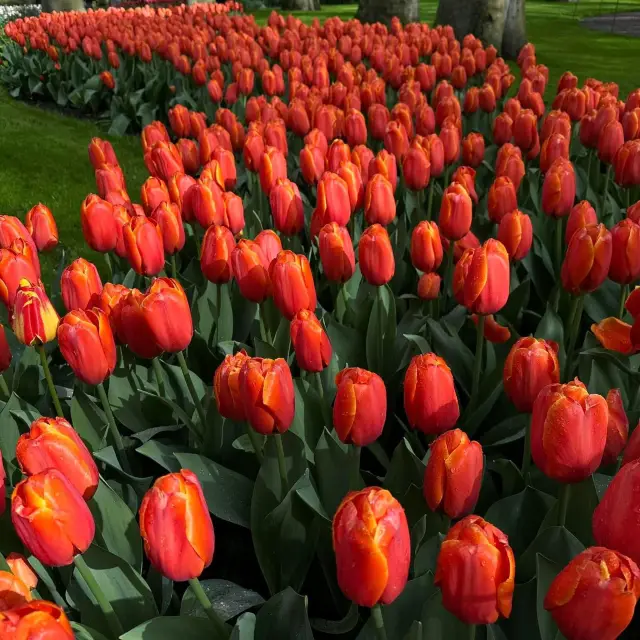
[513,109,539,157]
[495,143,525,191]
[147,141,185,183]
[243,130,265,173]
[140,176,170,216]
[290,309,332,372]
[6,554,37,590]
[345,109,367,147]
[402,143,431,192]
[451,166,477,204]
[11,469,94,566]
[25,204,58,252]
[358,224,395,286]
[440,120,461,165]
[439,182,472,241]
[364,174,396,226]
[168,104,191,138]
[316,172,351,228]
[88,137,118,170]
[318,222,355,283]
[95,164,126,198]
[471,313,511,343]
[327,140,352,174]
[601,388,629,465]
[542,157,576,217]
[214,350,250,422]
[461,132,485,168]
[540,133,570,173]
[561,223,612,294]
[11,280,59,346]
[300,144,325,185]
[544,547,640,640]
[623,108,640,141]
[139,470,214,581]
[424,428,483,519]
[493,112,513,146]
[269,251,316,320]
[0,601,73,639]
[417,272,441,300]
[609,218,640,284]
[404,353,459,435]
[269,179,303,236]
[231,239,271,303]
[591,317,634,355]
[60,258,102,312]
[615,140,640,188]
[435,515,514,624]
[531,379,608,482]
[80,194,117,253]
[123,216,165,277]
[255,229,282,266]
[259,146,287,195]
[498,209,533,261]
[201,225,235,284]
[410,221,443,273]
[0,245,40,308]
[0,570,31,611]
[240,357,295,435]
[487,176,518,224]
[566,200,598,245]
[368,103,390,140]
[598,119,625,164]
[332,487,410,607]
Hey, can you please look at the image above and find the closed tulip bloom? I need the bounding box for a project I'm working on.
[168,104,191,138]
[147,141,185,184]
[423,134,445,178]
[493,112,513,146]
[598,119,625,164]
[92,282,129,327]
[0,246,40,308]
[58,308,116,386]
[358,224,395,286]
[240,357,295,435]
[143,278,193,353]
[487,176,518,224]
[0,601,73,639]
[601,389,629,465]
[623,108,640,141]
[16,417,99,500]
[0,216,36,256]
[383,120,410,161]
[60,258,102,312]
[123,217,165,277]
[402,144,431,191]
[140,176,170,216]
[139,470,214,582]
[418,272,441,300]
[544,547,640,640]
[141,122,170,154]
[290,310,332,373]
[255,230,283,267]
[327,140,352,174]
[435,515,515,624]
[503,337,560,412]
[439,182,472,241]
[463,87,479,114]
[288,100,311,137]
[150,202,185,256]
[591,317,634,355]
[0,570,31,610]
[113,289,160,359]
[368,103,390,140]
[316,172,352,228]
[451,166,478,204]
[25,204,58,252]
[332,487,410,607]
[214,350,250,422]
[345,109,367,147]
[404,353,459,434]
[80,194,117,253]
[300,144,326,185]
[411,221,443,273]
[479,83,497,112]
[424,429,483,519]
[8,237,40,280]
[454,239,510,315]
[513,109,539,155]
[531,379,608,483]
[12,280,59,346]
[187,181,226,230]
[231,240,271,303]
[461,133,485,168]
[318,223,356,283]
[269,251,316,320]
[95,164,126,199]
[338,161,365,213]
[498,209,533,261]
[364,174,396,226]
[608,218,640,284]
[259,146,287,195]
[369,149,398,191]
[305,128,329,156]
[496,143,526,191]
[333,368,386,446]
[540,133,570,173]
[243,130,265,173]
[566,201,598,245]
[201,225,235,284]
[11,469,94,566]
[6,554,37,591]
[440,121,461,165]
[615,140,640,188]
[561,224,612,294]
[542,157,576,217]
[88,137,118,170]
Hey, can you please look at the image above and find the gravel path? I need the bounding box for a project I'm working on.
[581,11,640,36]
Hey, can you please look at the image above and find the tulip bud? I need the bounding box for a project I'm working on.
[531,379,608,482]
[147,141,184,183]
[214,350,250,422]
[591,317,634,355]
[318,223,355,283]
[493,112,514,146]
[439,182,472,241]
[0,601,74,638]
[410,221,443,273]
[143,278,193,353]
[11,469,94,566]
[598,119,625,164]
[424,429,483,519]
[416,103,436,137]
[0,246,40,308]
[463,87,479,114]
[327,140,351,174]
[358,224,395,286]
[404,353,459,434]
[332,487,410,607]
[540,133,570,173]
[566,200,597,245]
[25,204,58,252]
[290,310,332,373]
[496,143,526,191]
[487,176,518,224]
[435,515,515,624]
[150,202,185,256]
[88,137,118,170]
[255,229,282,266]
[259,146,287,195]
[139,470,214,581]
[609,218,640,284]
[168,104,191,138]
[601,388,629,465]
[542,157,576,217]
[368,103,390,140]
[240,357,295,435]
[58,308,116,386]
[305,128,329,156]
[498,209,533,261]
[201,225,235,284]
[402,144,431,192]
[267,179,303,237]
[140,176,170,216]
[11,280,59,346]
[561,223,612,294]
[338,161,365,213]
[418,272,441,300]
[454,239,510,315]
[333,367,386,446]
[316,172,352,229]
[623,108,640,141]
[451,166,478,203]
[92,282,129,326]
[80,195,117,253]
[231,240,271,303]
[615,140,640,188]
[16,417,99,500]
[6,553,37,591]
[440,121,461,165]
[243,130,265,173]
[123,217,165,277]
[95,164,126,198]
[364,174,396,227]
[300,144,326,185]
[60,258,102,313]
[369,149,398,191]
[269,251,316,320]
[461,132,485,168]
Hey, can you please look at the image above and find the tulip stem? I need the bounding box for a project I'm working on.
[619,284,629,319]
[177,351,208,441]
[468,624,476,640]
[521,423,532,484]
[151,357,166,397]
[371,604,388,640]
[377,286,385,376]
[246,424,264,463]
[555,217,564,276]
[96,382,131,474]
[426,180,435,221]
[603,164,612,218]
[73,554,124,639]
[350,445,361,489]
[0,374,9,399]
[470,314,485,409]
[170,254,178,279]
[445,242,455,305]
[37,346,64,418]
[558,483,571,528]
[274,433,289,495]
[188,577,228,638]
[564,295,584,380]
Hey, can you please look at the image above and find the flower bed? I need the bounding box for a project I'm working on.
[0,6,640,640]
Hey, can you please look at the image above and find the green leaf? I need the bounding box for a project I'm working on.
[289,379,326,463]
[68,545,157,633]
[421,589,468,638]
[403,621,424,640]
[481,414,529,448]
[502,578,539,640]
[135,440,182,472]
[484,486,555,556]
[536,304,565,357]
[311,603,359,635]
[518,526,585,582]
[174,453,253,528]
[425,318,473,394]
[384,439,426,526]
[366,284,397,377]
[0,393,38,474]
[254,588,313,640]
[193,282,234,348]
[326,316,367,369]
[181,578,265,621]
[70,623,111,640]
[108,113,131,136]
[108,368,152,433]
[231,613,257,640]
[89,479,142,571]
[121,617,220,640]
[536,555,563,640]
[70,390,108,451]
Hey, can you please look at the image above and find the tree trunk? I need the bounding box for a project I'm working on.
[356,0,419,26]
[501,0,527,59]
[41,0,84,11]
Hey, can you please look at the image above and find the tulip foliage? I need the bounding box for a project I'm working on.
[3,7,640,640]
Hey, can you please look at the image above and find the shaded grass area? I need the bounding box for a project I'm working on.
[0,0,639,276]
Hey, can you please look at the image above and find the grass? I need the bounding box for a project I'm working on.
[1,0,639,282]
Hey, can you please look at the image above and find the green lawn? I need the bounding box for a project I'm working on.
[1,0,639,284]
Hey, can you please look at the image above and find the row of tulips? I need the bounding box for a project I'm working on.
[2,5,640,640]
